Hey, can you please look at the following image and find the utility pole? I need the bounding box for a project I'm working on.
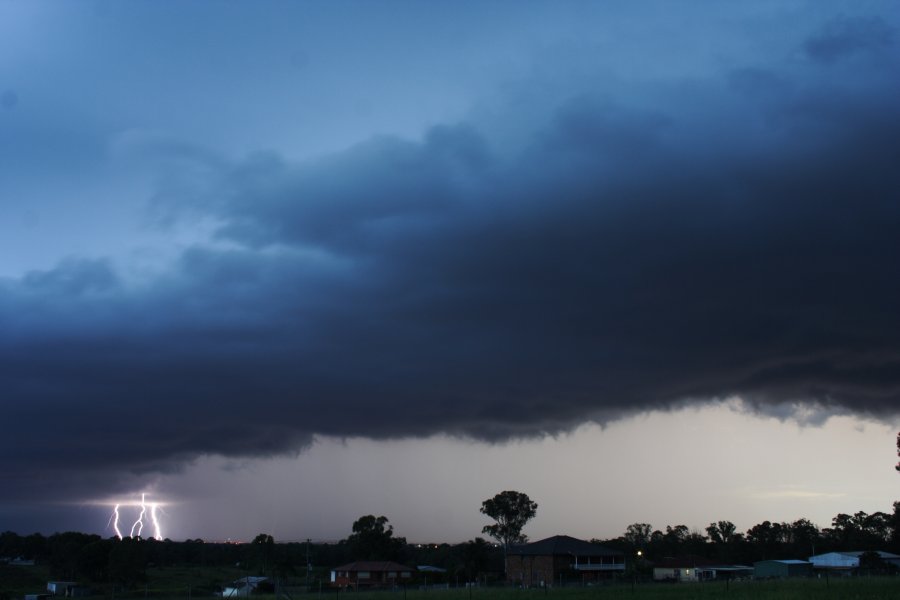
[306,538,312,589]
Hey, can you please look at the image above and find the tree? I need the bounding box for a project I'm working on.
[890,502,900,553]
[786,519,820,556]
[460,538,494,582]
[108,537,148,587]
[346,515,406,561]
[480,491,538,550]
[706,521,737,545]
[745,521,787,559]
[623,523,652,550]
[252,533,275,576]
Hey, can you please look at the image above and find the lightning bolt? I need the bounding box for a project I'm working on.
[110,504,123,540]
[107,493,166,540]
[130,493,147,538]
[150,502,162,540]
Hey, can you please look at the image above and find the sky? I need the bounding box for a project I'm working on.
[1,0,899,544]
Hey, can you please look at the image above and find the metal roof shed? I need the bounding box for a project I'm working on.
[753,559,812,579]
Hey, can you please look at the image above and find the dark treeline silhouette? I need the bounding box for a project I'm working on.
[596,503,900,565]
[0,531,503,589]
[2,503,898,588]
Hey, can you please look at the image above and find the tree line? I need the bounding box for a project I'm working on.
[0,527,503,590]
[2,495,898,589]
[605,506,900,565]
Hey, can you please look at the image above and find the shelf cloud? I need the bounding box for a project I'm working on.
[2,11,899,506]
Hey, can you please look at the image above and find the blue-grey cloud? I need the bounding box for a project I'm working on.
[2,10,900,507]
[804,15,895,64]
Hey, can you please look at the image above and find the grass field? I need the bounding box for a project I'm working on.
[4,567,899,600]
[103,579,900,600]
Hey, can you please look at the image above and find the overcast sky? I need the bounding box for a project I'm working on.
[1,0,899,543]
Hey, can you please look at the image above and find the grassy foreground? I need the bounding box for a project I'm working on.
[352,579,893,600]
[5,571,900,600]
[109,579,900,600]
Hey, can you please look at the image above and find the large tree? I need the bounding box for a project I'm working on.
[346,515,406,561]
[252,533,275,576]
[480,491,538,550]
[623,523,653,549]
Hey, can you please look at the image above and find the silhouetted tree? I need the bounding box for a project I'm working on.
[460,538,493,581]
[889,502,900,553]
[706,521,736,545]
[623,523,652,551]
[480,491,538,551]
[345,515,406,561]
[786,518,820,557]
[77,539,113,582]
[745,521,787,560]
[108,537,148,587]
[252,533,275,576]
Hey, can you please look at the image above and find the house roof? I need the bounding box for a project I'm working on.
[653,555,717,569]
[507,535,621,557]
[332,561,414,573]
[840,551,900,559]
[228,576,268,588]
[417,565,447,573]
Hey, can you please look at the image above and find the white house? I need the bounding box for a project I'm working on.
[651,556,717,582]
[841,550,900,569]
[809,551,900,571]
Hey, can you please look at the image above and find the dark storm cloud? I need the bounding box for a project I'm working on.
[3,17,900,504]
[804,15,895,64]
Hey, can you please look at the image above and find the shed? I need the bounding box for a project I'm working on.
[808,552,858,571]
[753,560,812,579]
[222,576,269,597]
[841,550,900,569]
[46,582,78,596]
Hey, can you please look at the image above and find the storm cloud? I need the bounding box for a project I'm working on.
[2,11,900,505]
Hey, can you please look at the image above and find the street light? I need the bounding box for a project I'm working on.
[632,550,643,592]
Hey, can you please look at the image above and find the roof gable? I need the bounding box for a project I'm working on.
[332,561,414,572]
[508,535,621,557]
[840,550,900,559]
[654,555,717,568]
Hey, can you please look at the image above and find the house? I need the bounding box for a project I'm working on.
[753,559,812,579]
[703,565,754,580]
[330,561,414,589]
[651,555,718,582]
[221,576,269,597]
[807,552,858,573]
[506,535,625,586]
[417,565,447,583]
[809,550,900,573]
[843,550,900,569]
